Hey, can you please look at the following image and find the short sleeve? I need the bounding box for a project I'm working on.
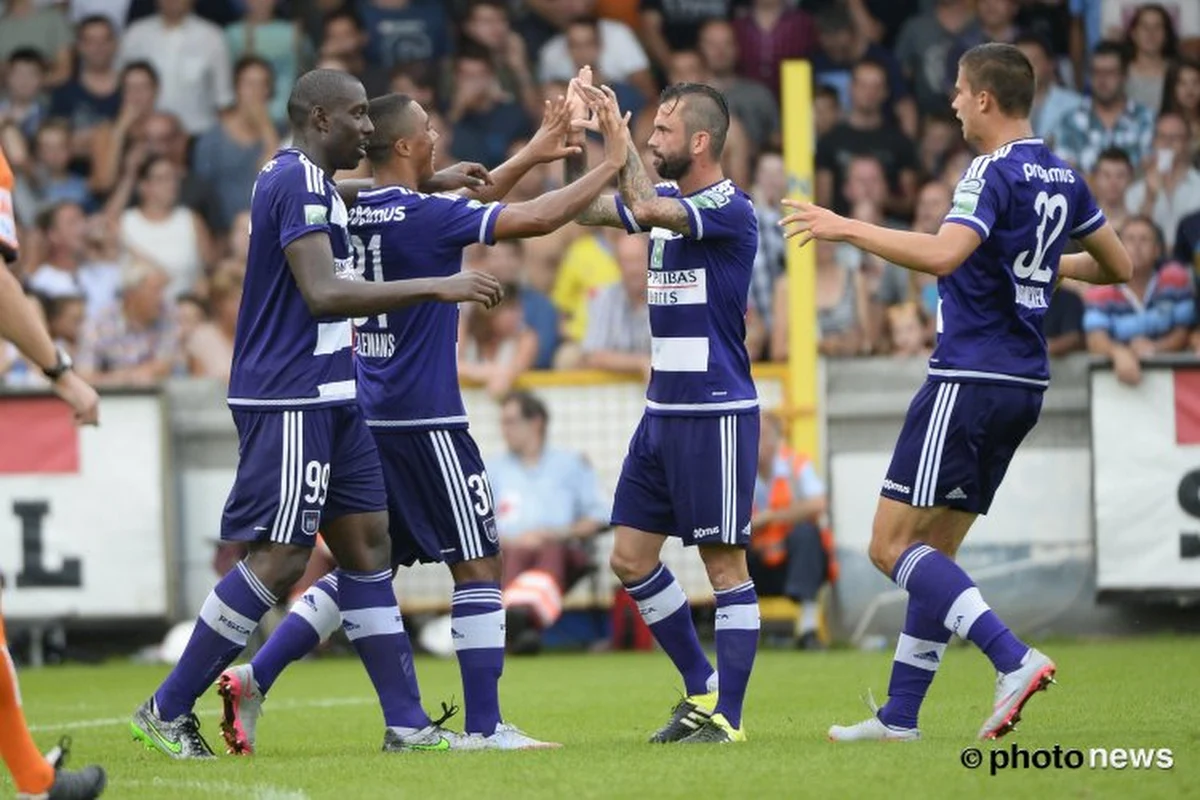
[429,193,505,248]
[571,455,610,523]
[944,158,1007,241]
[794,461,826,499]
[1069,175,1106,238]
[273,163,333,249]
[613,183,676,234]
[1082,287,1113,333]
[678,183,753,241]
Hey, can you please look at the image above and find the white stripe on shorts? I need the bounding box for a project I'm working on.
[429,431,477,561]
[441,430,486,560]
[270,411,305,543]
[913,384,959,506]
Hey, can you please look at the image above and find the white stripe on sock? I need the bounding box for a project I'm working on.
[451,609,505,651]
[714,602,760,631]
[341,606,404,641]
[635,577,687,625]
[290,584,343,642]
[943,586,989,640]
[624,564,665,595]
[894,633,948,672]
[896,544,935,590]
[199,591,259,646]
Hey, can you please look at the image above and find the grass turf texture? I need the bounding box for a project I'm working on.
[6,638,1198,799]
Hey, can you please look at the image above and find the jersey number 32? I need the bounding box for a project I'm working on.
[1012,191,1068,284]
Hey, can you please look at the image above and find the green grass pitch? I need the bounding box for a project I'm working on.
[6,638,1198,799]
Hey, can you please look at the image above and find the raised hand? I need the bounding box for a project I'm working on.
[565,66,593,144]
[424,162,494,192]
[526,94,584,163]
[436,271,504,308]
[779,198,853,246]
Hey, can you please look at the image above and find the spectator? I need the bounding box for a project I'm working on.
[1084,216,1194,386]
[448,46,533,167]
[1102,0,1200,58]
[772,239,864,360]
[1163,58,1200,163]
[184,263,240,381]
[815,59,920,218]
[0,49,49,147]
[40,293,88,361]
[732,0,817,98]
[872,180,951,350]
[192,56,281,233]
[1090,146,1136,233]
[175,292,205,350]
[25,202,120,319]
[475,239,561,370]
[458,283,538,399]
[1123,3,1178,115]
[581,234,651,378]
[698,19,780,155]
[358,0,452,72]
[0,0,72,87]
[77,256,179,386]
[812,4,917,139]
[814,85,842,139]
[318,9,391,99]
[1053,41,1155,172]
[1175,207,1200,270]
[1015,34,1084,141]
[885,301,933,358]
[13,121,93,224]
[748,410,833,651]
[119,0,233,135]
[69,0,132,33]
[88,61,160,197]
[225,0,311,128]
[1068,0,1102,91]
[117,154,212,301]
[894,0,976,115]
[748,150,787,359]
[490,390,608,654]
[639,0,735,72]
[1044,284,1087,356]
[1125,111,1200,251]
[540,12,654,101]
[946,0,1023,82]
[49,15,122,159]
[460,0,542,120]
[552,226,620,351]
[916,111,965,179]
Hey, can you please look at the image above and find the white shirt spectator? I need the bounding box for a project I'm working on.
[119,12,232,134]
[120,206,201,300]
[538,20,649,84]
[26,261,121,320]
[1125,168,1200,252]
[69,0,132,31]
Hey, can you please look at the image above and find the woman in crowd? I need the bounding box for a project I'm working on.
[1123,4,1178,114]
[1163,58,1200,164]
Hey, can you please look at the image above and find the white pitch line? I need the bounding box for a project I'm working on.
[29,695,375,732]
[123,778,310,799]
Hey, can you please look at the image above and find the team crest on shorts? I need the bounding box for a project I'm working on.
[483,518,499,544]
[302,510,321,536]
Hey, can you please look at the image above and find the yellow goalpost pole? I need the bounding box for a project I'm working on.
[780,60,820,467]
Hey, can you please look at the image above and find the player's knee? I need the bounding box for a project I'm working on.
[245,545,312,598]
[609,548,653,584]
[451,555,502,584]
[699,546,749,591]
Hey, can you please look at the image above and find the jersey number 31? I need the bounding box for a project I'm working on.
[1012,191,1067,284]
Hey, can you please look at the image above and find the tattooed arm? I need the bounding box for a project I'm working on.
[614,137,691,236]
[563,139,625,228]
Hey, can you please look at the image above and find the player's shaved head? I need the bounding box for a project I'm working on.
[287,68,363,130]
[659,83,730,158]
[365,93,419,164]
[959,42,1035,118]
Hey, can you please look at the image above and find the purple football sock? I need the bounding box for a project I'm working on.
[892,544,1028,675]
[452,582,504,735]
[624,564,715,696]
[877,597,951,729]
[154,562,276,719]
[338,568,429,730]
[712,581,759,730]
[251,573,341,695]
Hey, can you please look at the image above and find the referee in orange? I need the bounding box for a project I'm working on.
[0,145,106,798]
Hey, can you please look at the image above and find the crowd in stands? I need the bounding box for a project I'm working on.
[2,0,1200,394]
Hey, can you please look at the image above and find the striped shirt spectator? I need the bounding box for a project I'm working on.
[77,258,178,385]
[1083,262,1195,344]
